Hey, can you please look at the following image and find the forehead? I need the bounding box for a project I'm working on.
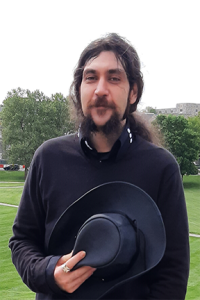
[83,51,125,73]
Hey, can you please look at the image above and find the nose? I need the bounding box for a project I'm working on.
[94,78,109,97]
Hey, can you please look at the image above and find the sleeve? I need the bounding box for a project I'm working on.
[8,154,61,294]
[146,164,190,299]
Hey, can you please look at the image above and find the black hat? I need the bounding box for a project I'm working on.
[48,182,166,299]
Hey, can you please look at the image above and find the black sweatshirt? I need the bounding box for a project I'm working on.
[9,126,189,299]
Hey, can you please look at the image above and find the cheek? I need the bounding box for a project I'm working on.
[80,85,86,111]
[80,84,94,112]
[80,98,86,115]
[80,93,90,116]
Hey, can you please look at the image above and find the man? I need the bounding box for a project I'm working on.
[9,33,189,299]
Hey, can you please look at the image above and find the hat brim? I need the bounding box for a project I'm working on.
[48,181,166,299]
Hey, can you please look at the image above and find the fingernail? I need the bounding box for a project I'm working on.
[81,251,86,258]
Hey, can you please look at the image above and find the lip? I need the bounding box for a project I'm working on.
[95,105,113,109]
[88,104,115,111]
[96,106,108,108]
[88,106,109,110]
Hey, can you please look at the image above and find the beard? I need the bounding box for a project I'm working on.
[80,110,123,138]
[80,95,129,139]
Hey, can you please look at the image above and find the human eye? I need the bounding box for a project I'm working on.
[109,77,120,82]
[83,73,97,83]
[85,76,96,81]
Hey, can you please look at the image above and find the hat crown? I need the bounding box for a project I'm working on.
[72,213,138,279]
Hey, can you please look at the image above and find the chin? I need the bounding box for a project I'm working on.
[81,110,123,137]
[93,119,111,128]
[91,111,115,126]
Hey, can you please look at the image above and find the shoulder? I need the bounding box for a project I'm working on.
[33,133,79,161]
[40,132,78,149]
[133,135,180,173]
[135,135,175,159]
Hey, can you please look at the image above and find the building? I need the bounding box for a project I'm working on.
[156,103,200,117]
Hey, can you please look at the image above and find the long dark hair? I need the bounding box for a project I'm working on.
[69,33,157,144]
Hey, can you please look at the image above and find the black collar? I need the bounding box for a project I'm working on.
[79,122,135,162]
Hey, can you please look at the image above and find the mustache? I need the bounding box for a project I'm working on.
[88,97,116,109]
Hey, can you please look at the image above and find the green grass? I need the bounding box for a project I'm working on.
[0,182,24,187]
[0,188,23,206]
[0,175,199,299]
[183,176,200,299]
[186,237,200,300]
[183,176,200,235]
[0,206,35,300]
[0,171,25,182]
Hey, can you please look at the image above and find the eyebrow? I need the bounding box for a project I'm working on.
[83,68,125,76]
[108,68,125,75]
[83,69,96,76]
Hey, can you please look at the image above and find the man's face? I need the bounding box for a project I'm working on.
[80,51,137,131]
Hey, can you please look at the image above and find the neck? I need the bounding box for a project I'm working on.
[89,121,126,152]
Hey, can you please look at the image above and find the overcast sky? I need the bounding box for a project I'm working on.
[1,0,200,109]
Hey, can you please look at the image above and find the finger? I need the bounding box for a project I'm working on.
[56,264,96,293]
[56,252,73,266]
[67,265,96,282]
[65,267,95,293]
[65,251,86,270]
[62,251,73,262]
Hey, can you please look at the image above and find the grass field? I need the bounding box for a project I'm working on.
[183,176,200,235]
[0,172,199,299]
[0,170,25,182]
[0,182,24,187]
[0,206,35,300]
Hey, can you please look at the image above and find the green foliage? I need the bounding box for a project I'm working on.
[188,115,200,151]
[2,88,75,169]
[155,115,199,177]
[143,106,157,114]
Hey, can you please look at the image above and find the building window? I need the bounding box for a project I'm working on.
[180,109,182,113]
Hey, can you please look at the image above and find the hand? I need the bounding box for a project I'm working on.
[54,251,96,293]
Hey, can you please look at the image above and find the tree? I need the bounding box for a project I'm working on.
[188,113,200,167]
[142,106,157,114]
[2,88,75,174]
[154,115,199,177]
[188,114,200,148]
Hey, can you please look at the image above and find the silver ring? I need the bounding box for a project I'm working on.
[62,262,71,273]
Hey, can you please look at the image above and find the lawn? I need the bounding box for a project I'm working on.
[0,187,23,206]
[183,176,200,299]
[0,174,199,299]
[183,176,200,235]
[0,170,25,182]
[0,206,35,300]
[187,237,200,300]
[0,182,24,187]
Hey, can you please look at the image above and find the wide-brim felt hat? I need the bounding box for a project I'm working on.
[48,182,166,299]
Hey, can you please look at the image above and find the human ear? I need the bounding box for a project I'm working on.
[129,84,138,104]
